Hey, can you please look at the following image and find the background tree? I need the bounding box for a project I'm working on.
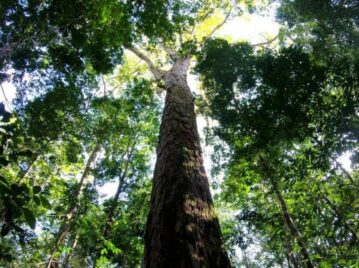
[195,1,358,265]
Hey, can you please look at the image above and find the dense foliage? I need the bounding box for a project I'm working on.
[1,0,358,267]
[195,1,359,266]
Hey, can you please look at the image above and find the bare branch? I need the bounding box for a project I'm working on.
[101,76,107,96]
[208,5,233,38]
[251,33,279,47]
[1,84,13,112]
[190,7,216,35]
[127,47,164,81]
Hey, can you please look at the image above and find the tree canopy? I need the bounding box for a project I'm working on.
[1,0,358,267]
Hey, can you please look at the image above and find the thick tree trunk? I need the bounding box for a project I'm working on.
[143,58,230,268]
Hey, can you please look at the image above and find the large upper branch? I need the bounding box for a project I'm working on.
[127,47,165,81]
[208,4,233,37]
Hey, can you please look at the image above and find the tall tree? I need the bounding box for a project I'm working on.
[125,1,243,265]
[195,4,359,262]
[140,54,231,267]
[6,1,357,267]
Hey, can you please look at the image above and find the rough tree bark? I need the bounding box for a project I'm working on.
[142,57,230,268]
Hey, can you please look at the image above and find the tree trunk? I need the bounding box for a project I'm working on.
[17,153,39,183]
[241,249,251,268]
[320,194,357,243]
[269,177,314,268]
[92,173,125,268]
[61,230,80,268]
[143,57,230,268]
[92,143,135,267]
[102,173,124,239]
[285,239,299,268]
[259,156,313,268]
[46,142,101,268]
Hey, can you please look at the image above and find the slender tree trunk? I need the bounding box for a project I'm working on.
[320,194,357,243]
[143,57,230,268]
[46,142,101,268]
[102,143,134,239]
[102,174,124,238]
[269,177,314,268]
[61,230,80,268]
[17,153,39,183]
[92,142,135,268]
[285,239,299,268]
[241,249,250,268]
[92,173,125,268]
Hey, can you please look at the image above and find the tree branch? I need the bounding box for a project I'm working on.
[312,136,357,186]
[1,84,13,112]
[208,5,233,37]
[190,7,216,35]
[331,157,356,186]
[251,33,279,47]
[127,47,164,81]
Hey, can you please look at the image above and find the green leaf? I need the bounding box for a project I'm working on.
[0,175,8,185]
[23,208,36,229]
[33,195,41,205]
[33,186,41,194]
[40,196,51,209]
